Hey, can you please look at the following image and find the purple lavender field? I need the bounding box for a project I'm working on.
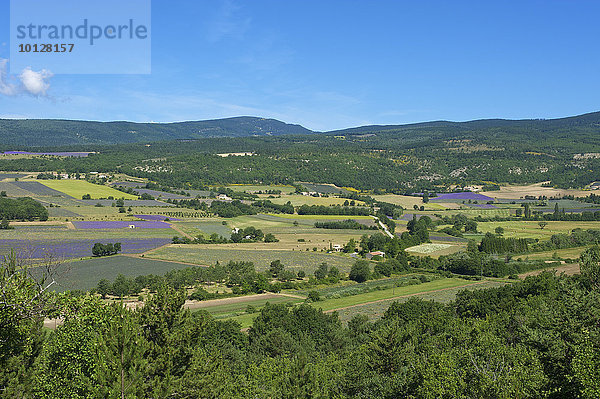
[0,238,171,259]
[73,221,172,229]
[431,192,494,202]
[11,181,73,197]
[134,214,181,221]
[400,213,427,221]
[2,151,93,157]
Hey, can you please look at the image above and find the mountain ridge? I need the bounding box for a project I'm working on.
[2,111,600,147]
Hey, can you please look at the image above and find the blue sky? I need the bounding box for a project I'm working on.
[0,0,599,131]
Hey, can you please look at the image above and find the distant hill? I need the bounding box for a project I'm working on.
[328,111,600,136]
[0,116,314,146]
[2,111,600,147]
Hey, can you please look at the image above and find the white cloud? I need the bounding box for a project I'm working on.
[0,59,54,97]
[0,59,19,96]
[19,67,53,96]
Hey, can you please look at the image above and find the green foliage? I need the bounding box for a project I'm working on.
[580,246,600,290]
[349,260,371,283]
[479,232,528,254]
[307,290,321,302]
[314,262,328,280]
[0,197,48,221]
[314,219,376,230]
[0,218,12,230]
[92,242,122,257]
[2,266,600,397]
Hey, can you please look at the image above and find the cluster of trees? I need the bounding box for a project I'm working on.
[314,219,376,230]
[533,228,600,252]
[209,200,257,218]
[297,204,371,215]
[376,201,404,219]
[345,218,430,258]
[436,213,478,237]
[4,246,599,397]
[94,259,351,300]
[0,197,48,221]
[231,226,278,243]
[91,242,122,257]
[252,199,294,214]
[479,233,529,254]
[172,226,278,245]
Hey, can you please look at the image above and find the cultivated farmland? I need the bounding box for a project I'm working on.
[37,179,138,199]
[147,245,357,273]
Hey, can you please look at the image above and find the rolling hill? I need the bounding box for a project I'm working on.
[1,111,600,147]
[0,116,314,146]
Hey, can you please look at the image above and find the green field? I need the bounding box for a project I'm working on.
[227,278,501,328]
[191,294,303,319]
[517,246,590,261]
[147,245,357,273]
[478,220,600,240]
[333,280,507,322]
[312,278,477,311]
[261,194,362,206]
[173,220,233,237]
[449,208,513,217]
[38,180,138,200]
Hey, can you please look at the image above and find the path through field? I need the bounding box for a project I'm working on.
[169,223,194,240]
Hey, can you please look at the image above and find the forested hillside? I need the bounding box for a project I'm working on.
[0,117,313,146]
[2,111,600,189]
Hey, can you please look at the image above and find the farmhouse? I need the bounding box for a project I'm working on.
[217,194,232,201]
[332,244,343,252]
[366,251,385,260]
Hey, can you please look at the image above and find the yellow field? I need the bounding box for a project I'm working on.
[260,194,364,206]
[38,180,138,200]
[481,182,589,200]
[478,220,600,240]
[373,194,447,210]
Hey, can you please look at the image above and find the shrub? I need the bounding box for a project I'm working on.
[349,260,371,283]
[307,290,321,302]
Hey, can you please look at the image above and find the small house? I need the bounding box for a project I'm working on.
[366,251,385,260]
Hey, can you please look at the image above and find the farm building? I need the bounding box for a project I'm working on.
[366,251,385,260]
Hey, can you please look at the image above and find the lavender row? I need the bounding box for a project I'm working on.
[134,214,182,221]
[431,192,495,202]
